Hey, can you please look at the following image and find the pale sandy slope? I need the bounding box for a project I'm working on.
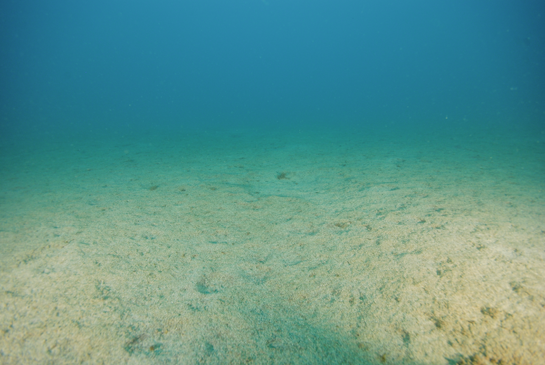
[1,124,544,364]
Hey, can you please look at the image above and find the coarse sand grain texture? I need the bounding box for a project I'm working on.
[1,124,544,364]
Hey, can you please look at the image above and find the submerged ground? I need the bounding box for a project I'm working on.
[0,122,544,364]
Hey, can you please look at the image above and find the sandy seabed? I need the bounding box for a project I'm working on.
[1,123,544,364]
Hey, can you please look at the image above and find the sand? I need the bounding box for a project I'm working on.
[0,123,544,364]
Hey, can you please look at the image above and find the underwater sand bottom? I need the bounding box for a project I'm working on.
[0,125,544,364]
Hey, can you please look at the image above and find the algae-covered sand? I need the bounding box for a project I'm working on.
[1,124,544,364]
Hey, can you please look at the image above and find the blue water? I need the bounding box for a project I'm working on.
[1,0,544,135]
